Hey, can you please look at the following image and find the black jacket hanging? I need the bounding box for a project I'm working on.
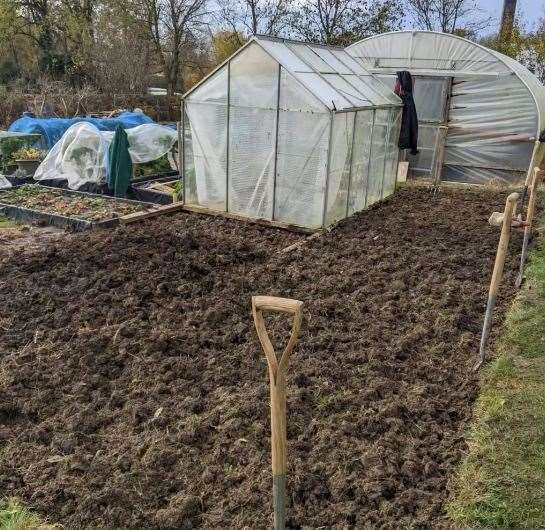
[396,71,419,155]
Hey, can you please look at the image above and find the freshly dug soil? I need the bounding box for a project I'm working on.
[0,185,148,221]
[0,187,527,529]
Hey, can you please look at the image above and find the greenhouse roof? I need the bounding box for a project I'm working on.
[183,35,401,112]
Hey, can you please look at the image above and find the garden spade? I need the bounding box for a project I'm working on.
[252,296,303,530]
[475,192,519,371]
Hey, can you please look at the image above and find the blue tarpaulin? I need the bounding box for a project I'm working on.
[8,112,154,149]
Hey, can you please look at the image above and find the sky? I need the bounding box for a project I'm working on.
[479,0,544,31]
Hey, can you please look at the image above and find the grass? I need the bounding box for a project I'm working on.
[448,234,545,529]
[0,216,17,229]
[0,499,57,530]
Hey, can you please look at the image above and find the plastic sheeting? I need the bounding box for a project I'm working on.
[347,31,545,185]
[9,111,154,150]
[34,122,177,190]
[257,37,400,110]
[183,37,402,228]
[184,67,228,211]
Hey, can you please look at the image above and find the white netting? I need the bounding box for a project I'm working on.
[274,67,330,227]
[228,44,278,218]
[228,107,277,218]
[348,110,373,215]
[383,109,402,196]
[185,65,228,210]
[325,112,354,226]
[34,122,177,190]
[185,102,228,210]
[367,110,389,206]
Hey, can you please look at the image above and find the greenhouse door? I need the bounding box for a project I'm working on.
[406,76,452,180]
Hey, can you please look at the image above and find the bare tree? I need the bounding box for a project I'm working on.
[406,0,490,34]
[88,4,153,94]
[137,0,209,94]
[291,0,401,46]
[216,0,289,37]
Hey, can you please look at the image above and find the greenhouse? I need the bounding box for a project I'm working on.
[182,36,402,229]
[347,30,545,185]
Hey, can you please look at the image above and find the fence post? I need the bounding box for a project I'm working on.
[516,167,544,287]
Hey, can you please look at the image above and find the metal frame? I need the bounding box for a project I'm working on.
[297,45,373,107]
[368,67,511,79]
[319,46,400,106]
[181,100,186,204]
[334,103,400,113]
[321,112,335,228]
[364,110,377,207]
[272,63,282,221]
[226,61,231,212]
[380,110,394,199]
[284,42,351,109]
[345,111,358,217]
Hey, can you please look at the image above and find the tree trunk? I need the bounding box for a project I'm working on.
[166,53,179,96]
[500,0,517,41]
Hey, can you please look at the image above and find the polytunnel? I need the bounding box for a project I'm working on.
[181,35,402,229]
[346,30,545,185]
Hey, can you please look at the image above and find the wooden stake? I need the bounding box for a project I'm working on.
[252,296,303,530]
[516,168,544,288]
[474,192,519,371]
[397,161,409,184]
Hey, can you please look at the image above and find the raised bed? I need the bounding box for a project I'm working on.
[131,170,178,185]
[0,185,157,231]
[131,175,179,205]
[18,173,181,205]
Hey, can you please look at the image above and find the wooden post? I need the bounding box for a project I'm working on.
[474,192,519,371]
[516,168,544,288]
[252,296,303,530]
[432,125,448,187]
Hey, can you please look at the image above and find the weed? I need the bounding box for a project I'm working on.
[0,498,58,530]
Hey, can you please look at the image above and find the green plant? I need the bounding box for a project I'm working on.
[67,146,95,166]
[0,498,57,529]
[134,154,171,177]
[0,138,25,162]
[172,180,183,202]
[12,148,45,161]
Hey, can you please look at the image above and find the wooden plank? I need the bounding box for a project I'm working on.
[180,204,317,234]
[120,201,318,234]
[432,125,448,186]
[397,162,409,183]
[119,203,186,224]
[278,232,322,253]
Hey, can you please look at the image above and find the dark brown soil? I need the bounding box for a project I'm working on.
[0,187,526,529]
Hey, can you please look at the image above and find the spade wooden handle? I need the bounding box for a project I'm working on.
[252,295,303,315]
[252,296,303,381]
[251,295,304,530]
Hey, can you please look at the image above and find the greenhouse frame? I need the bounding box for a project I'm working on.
[347,31,545,185]
[181,36,402,229]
